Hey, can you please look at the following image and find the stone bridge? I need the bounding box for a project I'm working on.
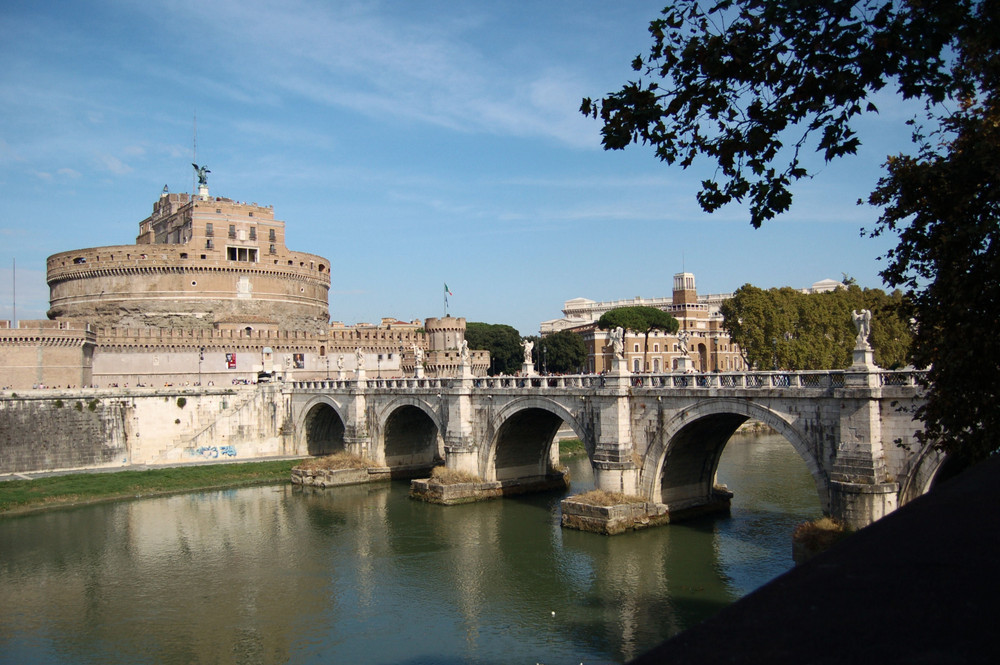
[284,361,939,529]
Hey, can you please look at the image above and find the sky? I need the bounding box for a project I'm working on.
[0,0,922,336]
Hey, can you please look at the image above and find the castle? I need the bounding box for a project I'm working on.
[0,178,487,389]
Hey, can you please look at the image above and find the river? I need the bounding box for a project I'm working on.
[0,432,820,664]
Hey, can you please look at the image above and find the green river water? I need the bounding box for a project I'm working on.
[0,432,821,664]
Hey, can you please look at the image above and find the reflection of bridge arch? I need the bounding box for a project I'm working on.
[482,397,591,482]
[374,397,444,468]
[640,398,830,511]
[299,396,347,456]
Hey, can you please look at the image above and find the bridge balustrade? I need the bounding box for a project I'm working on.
[878,370,924,387]
[291,369,921,393]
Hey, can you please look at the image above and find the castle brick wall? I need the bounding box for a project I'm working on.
[0,321,95,389]
[47,244,330,331]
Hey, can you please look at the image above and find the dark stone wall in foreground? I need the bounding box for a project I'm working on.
[0,396,128,473]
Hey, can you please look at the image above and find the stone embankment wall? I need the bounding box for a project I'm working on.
[0,385,291,475]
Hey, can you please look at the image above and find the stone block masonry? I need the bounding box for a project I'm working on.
[0,395,127,473]
[0,385,289,475]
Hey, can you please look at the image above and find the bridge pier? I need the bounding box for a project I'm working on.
[592,366,639,495]
[344,380,372,460]
[828,354,900,529]
[592,457,638,495]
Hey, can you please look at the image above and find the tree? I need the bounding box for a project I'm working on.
[597,306,679,371]
[721,284,912,370]
[538,330,588,374]
[464,322,522,375]
[583,0,998,462]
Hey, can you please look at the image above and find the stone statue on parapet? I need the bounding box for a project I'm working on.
[192,163,210,186]
[413,344,423,364]
[337,354,344,371]
[355,347,365,370]
[678,330,690,356]
[609,327,624,358]
[460,339,470,364]
[522,339,534,363]
[852,309,872,349]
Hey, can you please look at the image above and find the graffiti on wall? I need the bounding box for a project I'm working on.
[193,445,238,459]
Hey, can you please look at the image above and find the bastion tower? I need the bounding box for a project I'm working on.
[46,183,330,332]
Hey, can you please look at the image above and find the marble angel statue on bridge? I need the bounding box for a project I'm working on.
[852,309,872,349]
[609,327,624,359]
[521,339,534,364]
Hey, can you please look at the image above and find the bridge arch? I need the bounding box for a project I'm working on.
[373,397,444,468]
[899,443,960,504]
[299,396,347,457]
[482,397,592,482]
[639,398,830,512]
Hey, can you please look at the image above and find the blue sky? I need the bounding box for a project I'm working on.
[1,0,920,336]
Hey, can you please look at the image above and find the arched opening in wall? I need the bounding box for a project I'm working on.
[493,407,567,482]
[929,454,968,490]
[697,343,708,372]
[383,405,440,469]
[659,415,823,595]
[303,403,345,456]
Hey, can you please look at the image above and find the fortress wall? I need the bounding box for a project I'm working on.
[0,322,96,389]
[0,386,287,475]
[46,245,330,330]
[0,394,128,473]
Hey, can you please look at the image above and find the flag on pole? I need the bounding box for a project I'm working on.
[445,284,452,296]
[444,283,452,316]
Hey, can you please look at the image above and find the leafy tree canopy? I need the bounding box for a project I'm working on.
[464,322,522,375]
[584,0,999,462]
[721,284,912,370]
[597,306,679,336]
[538,330,588,374]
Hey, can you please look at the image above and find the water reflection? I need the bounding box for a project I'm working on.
[0,433,820,664]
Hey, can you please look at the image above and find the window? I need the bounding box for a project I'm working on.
[633,359,641,372]
[227,247,258,262]
[269,244,276,254]
[268,229,276,242]
[249,227,256,240]
[206,239,214,249]
[205,223,214,236]
[228,224,236,239]
[633,343,639,352]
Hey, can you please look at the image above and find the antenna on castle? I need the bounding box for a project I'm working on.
[11,258,15,329]
[192,112,197,195]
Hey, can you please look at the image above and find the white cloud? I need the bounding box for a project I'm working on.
[96,153,132,175]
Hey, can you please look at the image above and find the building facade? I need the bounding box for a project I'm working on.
[544,273,745,374]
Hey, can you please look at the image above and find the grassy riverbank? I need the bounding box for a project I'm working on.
[559,438,587,458]
[0,460,298,515]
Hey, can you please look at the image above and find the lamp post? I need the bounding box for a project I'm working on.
[198,346,205,386]
[377,353,382,379]
[543,346,547,375]
[325,356,330,380]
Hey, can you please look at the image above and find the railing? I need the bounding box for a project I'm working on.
[290,369,925,393]
[878,370,926,387]
[290,377,453,390]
